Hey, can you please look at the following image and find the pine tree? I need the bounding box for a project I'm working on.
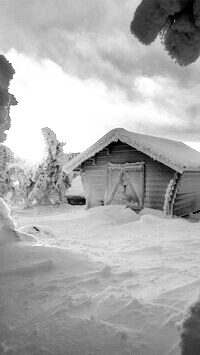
[28,127,71,206]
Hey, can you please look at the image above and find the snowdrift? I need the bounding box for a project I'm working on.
[1,204,200,354]
[0,198,38,245]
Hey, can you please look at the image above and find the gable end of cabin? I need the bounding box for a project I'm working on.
[79,140,175,211]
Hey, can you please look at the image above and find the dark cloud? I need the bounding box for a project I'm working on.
[136,121,200,142]
[1,0,199,88]
[1,0,200,141]
[134,90,200,142]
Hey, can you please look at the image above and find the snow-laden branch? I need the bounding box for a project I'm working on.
[131,0,200,66]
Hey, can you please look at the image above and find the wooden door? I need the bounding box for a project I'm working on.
[104,162,144,210]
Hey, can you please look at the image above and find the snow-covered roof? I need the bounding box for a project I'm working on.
[63,128,200,174]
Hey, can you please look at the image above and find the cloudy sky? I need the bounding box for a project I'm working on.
[1,0,200,162]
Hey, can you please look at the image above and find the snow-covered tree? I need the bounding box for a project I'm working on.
[0,55,17,208]
[0,55,17,143]
[130,0,200,66]
[0,144,14,202]
[6,162,36,208]
[28,127,71,206]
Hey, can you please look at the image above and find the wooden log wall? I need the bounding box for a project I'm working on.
[173,170,200,216]
[81,141,174,210]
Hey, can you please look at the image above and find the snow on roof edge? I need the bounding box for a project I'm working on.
[63,128,200,174]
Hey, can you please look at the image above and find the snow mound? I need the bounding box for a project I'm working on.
[0,229,19,246]
[6,204,200,354]
[0,199,39,245]
[0,198,20,245]
[0,229,38,246]
[84,205,140,224]
[140,214,164,224]
[138,208,171,224]
[139,208,166,218]
[0,198,16,232]
[62,205,140,227]
[16,230,39,243]
[0,259,54,277]
[19,224,56,239]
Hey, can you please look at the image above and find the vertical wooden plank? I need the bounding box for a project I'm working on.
[106,170,123,205]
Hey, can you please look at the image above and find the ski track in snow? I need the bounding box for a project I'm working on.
[1,205,200,354]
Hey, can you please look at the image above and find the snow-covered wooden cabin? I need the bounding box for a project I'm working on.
[63,128,200,217]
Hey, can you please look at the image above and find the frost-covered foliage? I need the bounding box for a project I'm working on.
[7,163,36,208]
[28,127,71,206]
[0,197,16,231]
[180,299,200,354]
[0,54,17,143]
[0,54,16,199]
[0,55,17,220]
[130,0,200,66]
[0,144,14,201]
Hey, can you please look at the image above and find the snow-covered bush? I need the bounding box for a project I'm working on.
[131,0,200,66]
[7,164,36,208]
[0,151,36,208]
[28,127,71,206]
[180,299,200,354]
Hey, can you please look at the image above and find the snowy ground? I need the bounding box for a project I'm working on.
[1,204,200,355]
